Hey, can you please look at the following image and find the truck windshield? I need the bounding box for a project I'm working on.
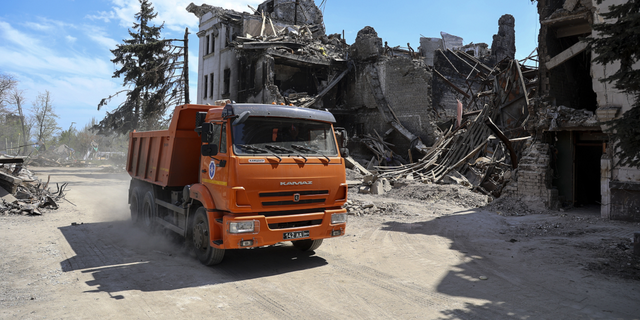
[232,117,338,157]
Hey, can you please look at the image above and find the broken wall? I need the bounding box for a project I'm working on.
[503,141,556,208]
[533,0,640,220]
[537,0,596,111]
[257,0,325,35]
[491,14,516,63]
[432,50,487,118]
[346,58,437,150]
[418,37,443,66]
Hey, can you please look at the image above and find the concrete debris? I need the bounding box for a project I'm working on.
[361,132,406,167]
[536,104,598,131]
[343,199,407,216]
[357,174,392,195]
[344,156,371,177]
[0,164,66,216]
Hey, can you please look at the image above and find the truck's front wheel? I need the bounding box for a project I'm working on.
[192,207,225,265]
[292,239,323,251]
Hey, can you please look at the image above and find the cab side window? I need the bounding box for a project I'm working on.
[211,123,222,151]
[219,123,227,153]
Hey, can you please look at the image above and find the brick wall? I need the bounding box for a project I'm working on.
[503,141,557,208]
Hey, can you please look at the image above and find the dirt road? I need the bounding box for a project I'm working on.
[1,167,639,319]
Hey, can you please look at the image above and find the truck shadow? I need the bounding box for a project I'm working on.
[58,220,327,296]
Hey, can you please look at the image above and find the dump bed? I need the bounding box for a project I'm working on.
[126,104,213,187]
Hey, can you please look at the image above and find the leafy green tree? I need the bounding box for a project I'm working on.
[97,0,186,134]
[588,0,640,168]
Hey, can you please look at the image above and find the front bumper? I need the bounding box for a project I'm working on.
[214,208,347,249]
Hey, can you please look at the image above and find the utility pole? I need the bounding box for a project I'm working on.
[294,0,299,25]
[184,27,190,104]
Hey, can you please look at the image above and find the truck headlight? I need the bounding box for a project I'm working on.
[229,221,255,233]
[331,213,347,224]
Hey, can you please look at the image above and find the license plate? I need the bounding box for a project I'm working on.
[283,230,310,240]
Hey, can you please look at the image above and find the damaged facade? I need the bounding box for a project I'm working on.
[186,0,343,108]
[518,0,640,221]
[187,0,636,220]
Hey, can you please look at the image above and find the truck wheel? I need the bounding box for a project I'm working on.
[130,187,141,224]
[192,207,225,265]
[292,239,323,251]
[141,191,156,231]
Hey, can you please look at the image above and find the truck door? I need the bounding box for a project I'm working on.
[202,122,230,209]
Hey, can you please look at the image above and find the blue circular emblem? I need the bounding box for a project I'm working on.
[209,161,216,179]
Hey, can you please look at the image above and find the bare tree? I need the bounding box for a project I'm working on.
[9,90,29,154]
[0,73,17,114]
[30,90,60,152]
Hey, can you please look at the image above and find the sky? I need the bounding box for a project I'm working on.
[0,0,539,133]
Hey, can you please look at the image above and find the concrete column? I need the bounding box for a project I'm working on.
[418,37,443,66]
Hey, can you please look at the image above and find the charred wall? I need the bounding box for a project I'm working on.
[432,50,487,118]
[346,57,437,150]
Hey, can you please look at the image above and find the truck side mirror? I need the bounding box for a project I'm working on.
[334,127,348,149]
[232,111,251,126]
[201,122,214,143]
[201,144,219,157]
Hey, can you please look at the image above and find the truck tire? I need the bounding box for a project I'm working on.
[130,187,141,224]
[141,191,156,231]
[192,207,225,265]
[292,239,323,251]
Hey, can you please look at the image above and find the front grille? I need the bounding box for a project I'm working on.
[259,190,328,197]
[262,199,326,206]
[261,208,323,217]
[269,219,322,230]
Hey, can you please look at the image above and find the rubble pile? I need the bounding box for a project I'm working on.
[27,155,63,167]
[344,199,418,217]
[484,196,545,216]
[391,181,488,208]
[346,52,538,202]
[0,157,66,216]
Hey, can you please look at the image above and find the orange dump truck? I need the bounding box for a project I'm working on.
[127,102,348,265]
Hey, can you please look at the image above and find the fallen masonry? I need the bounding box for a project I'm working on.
[348,57,536,200]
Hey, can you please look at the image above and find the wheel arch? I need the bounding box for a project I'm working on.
[188,183,216,211]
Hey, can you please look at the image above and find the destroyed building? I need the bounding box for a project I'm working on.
[185,1,638,221]
[508,0,640,221]
[186,0,344,108]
